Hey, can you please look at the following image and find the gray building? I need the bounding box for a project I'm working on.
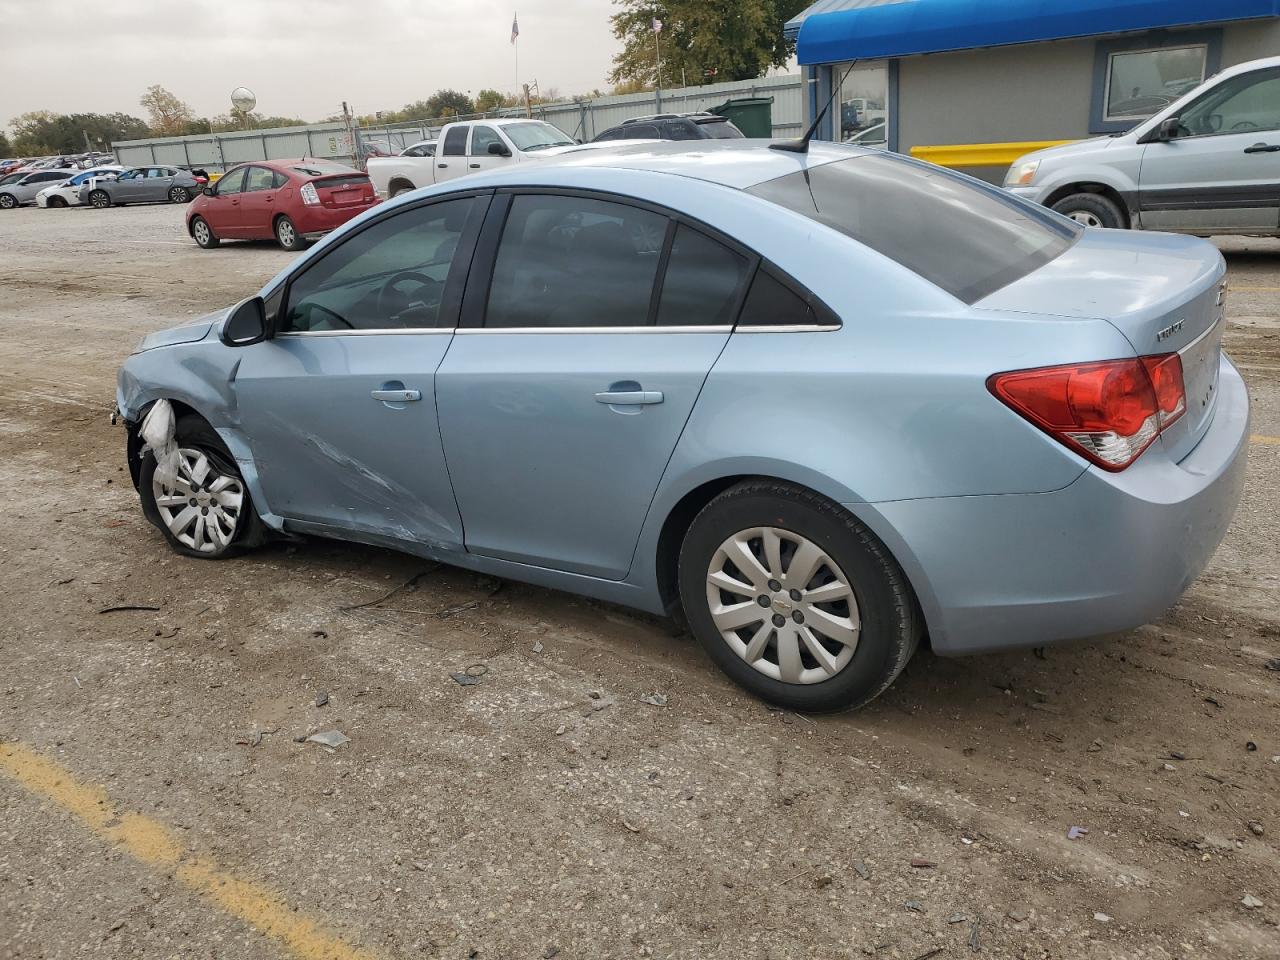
[786,0,1280,182]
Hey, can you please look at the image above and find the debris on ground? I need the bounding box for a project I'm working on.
[904,899,925,913]
[1067,826,1089,840]
[1161,763,1177,772]
[543,948,560,959]
[314,691,329,707]
[1241,894,1264,909]
[639,693,668,706]
[853,860,871,880]
[450,673,480,686]
[1246,741,1257,752]
[910,857,936,868]
[532,640,544,654]
[1263,658,1280,672]
[947,913,967,924]
[235,727,278,747]
[968,916,982,952]
[1247,820,1264,836]
[97,604,161,614]
[1007,908,1029,922]
[1094,912,1112,923]
[305,730,350,749]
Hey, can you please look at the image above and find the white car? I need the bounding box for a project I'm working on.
[36,165,126,208]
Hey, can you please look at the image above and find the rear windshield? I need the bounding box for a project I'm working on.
[698,119,743,139]
[291,161,358,177]
[747,154,1079,303]
[315,174,370,188]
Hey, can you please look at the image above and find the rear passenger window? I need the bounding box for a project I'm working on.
[655,225,748,326]
[442,126,468,156]
[244,167,276,192]
[485,194,666,328]
[737,267,822,328]
[624,124,660,139]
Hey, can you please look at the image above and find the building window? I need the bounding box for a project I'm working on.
[1104,45,1207,122]
[830,61,888,145]
[1091,31,1221,134]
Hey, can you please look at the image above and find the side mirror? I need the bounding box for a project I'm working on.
[1159,116,1182,140]
[488,141,512,157]
[221,296,267,347]
[203,186,215,197]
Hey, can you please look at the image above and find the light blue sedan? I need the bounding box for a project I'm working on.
[116,141,1249,711]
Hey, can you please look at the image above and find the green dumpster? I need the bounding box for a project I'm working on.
[711,97,774,138]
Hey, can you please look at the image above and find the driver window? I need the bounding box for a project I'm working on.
[1178,68,1280,137]
[470,126,502,156]
[215,168,246,195]
[280,197,478,333]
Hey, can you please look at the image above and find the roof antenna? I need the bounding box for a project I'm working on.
[771,60,858,154]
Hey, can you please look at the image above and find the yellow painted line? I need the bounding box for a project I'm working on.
[1252,434,1280,445]
[909,140,1075,169]
[0,742,376,960]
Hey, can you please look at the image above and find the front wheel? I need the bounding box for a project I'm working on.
[48,195,68,208]
[139,414,262,559]
[0,194,17,209]
[1051,192,1125,229]
[88,190,111,209]
[678,481,920,713]
[169,186,191,203]
[274,215,306,251]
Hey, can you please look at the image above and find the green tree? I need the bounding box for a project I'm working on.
[0,130,10,156]
[139,84,195,136]
[10,111,150,153]
[474,88,511,112]
[424,89,475,119]
[608,0,806,87]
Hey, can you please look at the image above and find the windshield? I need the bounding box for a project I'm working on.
[503,122,575,152]
[747,154,1079,304]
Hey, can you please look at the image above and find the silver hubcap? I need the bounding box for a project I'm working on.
[171,189,183,201]
[194,221,210,244]
[705,527,860,685]
[1067,210,1103,227]
[92,194,106,207]
[278,220,294,245]
[152,447,244,554]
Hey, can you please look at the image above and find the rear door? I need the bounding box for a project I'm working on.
[238,166,282,237]
[141,166,175,201]
[434,126,469,183]
[1139,66,1280,233]
[233,194,488,542]
[436,191,751,579]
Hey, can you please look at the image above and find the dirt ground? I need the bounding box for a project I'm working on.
[1,203,1278,960]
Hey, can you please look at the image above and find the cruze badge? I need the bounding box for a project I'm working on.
[1156,319,1184,342]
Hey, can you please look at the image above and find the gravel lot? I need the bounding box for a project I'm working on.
[1,202,1278,960]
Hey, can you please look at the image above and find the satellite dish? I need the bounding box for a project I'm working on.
[231,87,257,113]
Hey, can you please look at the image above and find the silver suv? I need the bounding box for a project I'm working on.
[1006,55,1280,235]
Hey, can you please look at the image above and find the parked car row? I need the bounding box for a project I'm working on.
[0,164,210,210]
[0,152,116,177]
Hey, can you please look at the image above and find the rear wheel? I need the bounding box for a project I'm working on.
[88,190,111,209]
[191,216,219,249]
[139,414,262,559]
[168,186,191,203]
[678,481,920,713]
[0,193,17,209]
[274,215,306,251]
[1051,192,1125,229]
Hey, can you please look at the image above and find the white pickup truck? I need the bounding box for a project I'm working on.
[366,118,581,198]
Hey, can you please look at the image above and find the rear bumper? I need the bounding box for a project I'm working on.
[855,354,1250,656]
[292,201,378,237]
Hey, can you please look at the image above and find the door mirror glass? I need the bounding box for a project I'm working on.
[1159,116,1183,140]
[487,141,512,157]
[221,296,268,346]
[203,186,215,197]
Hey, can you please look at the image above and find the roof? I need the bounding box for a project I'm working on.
[788,0,1280,64]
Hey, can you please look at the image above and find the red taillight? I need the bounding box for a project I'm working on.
[988,353,1186,471]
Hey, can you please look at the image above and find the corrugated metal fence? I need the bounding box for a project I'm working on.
[111,74,805,172]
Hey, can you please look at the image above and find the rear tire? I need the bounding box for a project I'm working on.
[1051,192,1125,229]
[678,481,920,713]
[88,190,111,209]
[274,215,306,251]
[0,193,17,209]
[169,186,191,203]
[138,414,263,560]
[191,216,219,249]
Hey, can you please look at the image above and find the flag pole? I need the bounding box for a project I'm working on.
[653,21,662,111]
[514,11,519,97]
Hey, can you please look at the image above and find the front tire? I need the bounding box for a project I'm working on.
[138,414,262,559]
[48,195,68,208]
[0,193,17,209]
[274,215,306,251]
[169,186,191,203]
[1051,192,1125,229]
[88,190,111,209]
[678,481,920,713]
[191,216,219,249]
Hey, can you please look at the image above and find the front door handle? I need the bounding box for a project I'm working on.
[1243,143,1280,153]
[438,163,448,168]
[371,388,422,402]
[594,390,663,405]
[469,163,481,168]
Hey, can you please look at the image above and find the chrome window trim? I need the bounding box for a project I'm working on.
[735,324,842,333]
[275,328,455,337]
[454,325,733,335]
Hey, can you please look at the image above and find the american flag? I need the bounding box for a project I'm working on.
[511,13,519,44]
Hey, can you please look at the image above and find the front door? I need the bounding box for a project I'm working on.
[233,194,487,546]
[1139,66,1280,233]
[437,192,751,580]
[204,167,247,237]
[113,169,148,201]
[466,125,509,176]
[434,126,470,183]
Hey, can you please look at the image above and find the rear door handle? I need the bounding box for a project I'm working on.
[371,388,422,402]
[1243,143,1280,153]
[594,390,663,405]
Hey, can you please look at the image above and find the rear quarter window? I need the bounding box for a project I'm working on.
[747,154,1079,304]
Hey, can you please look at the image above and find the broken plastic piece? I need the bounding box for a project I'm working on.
[305,730,350,748]
[1067,826,1089,840]
[139,398,183,488]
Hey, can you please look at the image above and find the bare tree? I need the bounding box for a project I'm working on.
[139,85,195,136]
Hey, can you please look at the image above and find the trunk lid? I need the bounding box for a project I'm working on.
[979,229,1227,463]
[312,173,374,209]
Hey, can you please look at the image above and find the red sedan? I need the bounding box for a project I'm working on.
[186,159,378,251]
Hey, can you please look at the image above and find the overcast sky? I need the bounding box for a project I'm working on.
[0,0,625,127]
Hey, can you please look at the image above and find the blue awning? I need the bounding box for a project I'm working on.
[793,0,1280,65]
